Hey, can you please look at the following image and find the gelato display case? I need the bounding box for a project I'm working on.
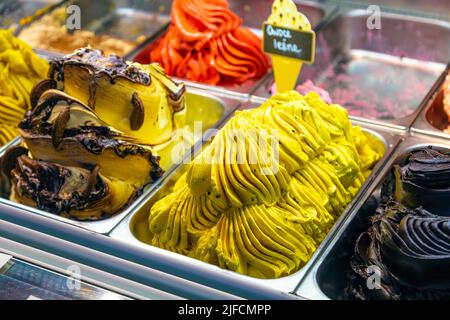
[0,204,243,299]
[0,220,183,300]
[0,0,450,301]
[0,250,131,300]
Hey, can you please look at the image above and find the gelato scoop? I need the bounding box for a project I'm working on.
[0,30,49,147]
[347,147,450,299]
[347,200,450,300]
[146,91,385,278]
[1,48,191,220]
[391,148,450,216]
[145,0,270,86]
[9,153,137,220]
[47,48,187,148]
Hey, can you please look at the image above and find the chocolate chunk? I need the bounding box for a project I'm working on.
[52,107,70,148]
[83,165,100,198]
[130,92,145,131]
[30,79,57,109]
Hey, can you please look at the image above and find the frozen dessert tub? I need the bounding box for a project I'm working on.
[252,9,450,130]
[295,134,450,299]
[0,0,62,31]
[127,0,333,99]
[340,0,450,22]
[227,0,331,31]
[108,99,402,295]
[412,65,450,139]
[0,88,241,234]
[15,0,171,58]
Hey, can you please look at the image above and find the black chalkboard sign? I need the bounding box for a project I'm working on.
[263,23,315,63]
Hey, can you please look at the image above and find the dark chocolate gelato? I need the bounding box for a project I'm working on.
[346,147,450,300]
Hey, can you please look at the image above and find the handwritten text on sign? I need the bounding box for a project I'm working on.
[263,24,315,63]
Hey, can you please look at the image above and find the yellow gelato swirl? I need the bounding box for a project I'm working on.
[0,30,49,147]
[147,91,385,278]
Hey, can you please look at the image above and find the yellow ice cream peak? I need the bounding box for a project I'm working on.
[146,91,385,279]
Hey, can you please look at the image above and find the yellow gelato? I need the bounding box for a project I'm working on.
[146,91,385,278]
[0,30,49,147]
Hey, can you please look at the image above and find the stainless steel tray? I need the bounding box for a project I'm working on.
[16,0,170,58]
[295,133,450,299]
[228,0,331,30]
[412,65,450,140]
[126,0,333,99]
[252,9,450,130]
[0,88,242,234]
[109,101,402,294]
[89,7,169,42]
[338,0,450,22]
[0,0,62,31]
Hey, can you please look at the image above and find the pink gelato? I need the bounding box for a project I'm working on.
[270,80,333,104]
